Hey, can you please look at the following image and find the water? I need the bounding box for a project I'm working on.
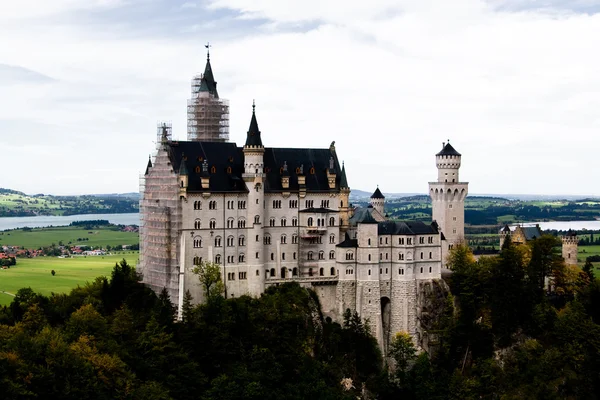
[518,220,600,231]
[0,213,140,231]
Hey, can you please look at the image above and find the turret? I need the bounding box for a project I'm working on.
[562,230,578,266]
[178,155,188,199]
[242,101,265,296]
[339,162,351,232]
[499,224,511,248]
[370,187,385,217]
[436,142,461,183]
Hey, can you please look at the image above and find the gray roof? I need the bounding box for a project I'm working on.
[436,142,461,157]
[349,207,379,224]
[521,226,543,241]
[378,220,439,236]
[337,233,358,248]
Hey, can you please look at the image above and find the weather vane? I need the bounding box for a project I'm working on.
[205,42,211,59]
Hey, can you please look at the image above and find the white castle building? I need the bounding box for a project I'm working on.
[139,54,468,350]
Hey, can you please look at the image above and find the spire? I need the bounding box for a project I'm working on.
[371,186,385,199]
[244,100,263,147]
[340,161,349,188]
[199,42,218,98]
[436,141,461,156]
[178,155,188,176]
[145,155,152,175]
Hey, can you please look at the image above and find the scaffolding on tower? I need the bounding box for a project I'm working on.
[187,75,229,142]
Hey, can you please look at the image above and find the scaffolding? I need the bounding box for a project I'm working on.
[187,75,230,142]
[139,122,182,302]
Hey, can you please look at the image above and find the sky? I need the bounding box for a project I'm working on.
[1,0,600,196]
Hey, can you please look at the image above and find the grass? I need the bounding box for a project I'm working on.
[0,253,139,306]
[0,226,138,249]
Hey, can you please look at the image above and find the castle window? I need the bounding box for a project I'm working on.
[308,217,314,226]
[256,252,259,259]
[385,237,388,244]
[254,215,260,224]
[386,253,389,260]
[368,238,371,246]
[399,253,404,260]
[420,267,423,273]
[386,268,388,273]
[321,200,330,208]
[289,200,298,208]
[429,252,432,259]
[264,235,271,245]
[281,268,286,278]
[228,272,235,281]
[210,166,216,174]
[273,200,282,209]
[194,201,202,210]
[419,237,424,244]
[329,251,335,259]
[429,267,432,273]
[407,238,412,245]
[270,268,275,277]
[329,217,335,226]
[399,238,404,245]
[269,218,275,227]
[193,256,202,265]
[368,254,371,261]
[346,251,354,260]
[330,267,336,275]
[293,252,297,260]
[379,253,382,261]
[215,254,221,264]
[256,269,259,276]
[193,237,202,248]
[449,204,453,209]
[292,235,298,244]
[281,218,286,227]
[453,228,457,234]
[239,271,247,279]
[368,269,371,275]
[195,166,201,174]
[310,167,315,174]
[399,268,404,275]
[271,253,274,261]
[420,252,423,259]
[319,251,324,260]
[214,236,222,247]
[319,267,324,276]
[281,234,287,244]
[428,236,433,244]
[309,268,313,277]
[380,238,382,245]
[305,200,314,208]
[293,267,298,277]
[292,218,298,227]
[282,252,285,261]
[227,167,232,174]
[308,251,314,260]
[194,219,201,229]
[329,234,335,244]
[227,218,234,229]
[209,219,216,229]
[238,218,246,229]
[453,216,457,221]
[227,236,234,247]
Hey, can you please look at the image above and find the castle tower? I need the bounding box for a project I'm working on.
[562,230,578,266]
[370,187,385,217]
[187,44,230,142]
[429,141,468,250]
[243,102,265,296]
[339,162,351,232]
[499,224,511,248]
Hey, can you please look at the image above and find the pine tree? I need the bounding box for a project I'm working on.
[583,258,595,282]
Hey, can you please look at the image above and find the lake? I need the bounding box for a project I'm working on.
[518,220,600,231]
[0,213,140,231]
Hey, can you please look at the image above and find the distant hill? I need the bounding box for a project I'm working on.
[0,189,139,217]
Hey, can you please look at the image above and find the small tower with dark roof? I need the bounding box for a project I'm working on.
[370,186,385,218]
[242,101,266,297]
[562,230,578,266]
[499,224,511,248]
[339,162,351,232]
[178,155,188,199]
[429,140,469,251]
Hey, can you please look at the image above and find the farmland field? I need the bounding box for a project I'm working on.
[0,226,138,249]
[0,252,139,306]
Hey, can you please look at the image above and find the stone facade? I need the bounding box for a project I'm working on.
[562,231,578,266]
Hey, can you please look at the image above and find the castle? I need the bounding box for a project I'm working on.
[500,225,579,266]
[139,53,468,350]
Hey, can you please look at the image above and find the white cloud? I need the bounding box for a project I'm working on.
[0,0,599,196]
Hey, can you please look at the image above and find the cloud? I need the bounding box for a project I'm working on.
[0,0,599,196]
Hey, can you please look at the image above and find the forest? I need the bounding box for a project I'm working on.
[1,236,600,399]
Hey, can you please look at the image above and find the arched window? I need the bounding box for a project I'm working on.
[399,253,404,260]
[281,218,286,227]
[227,218,234,229]
[214,236,222,247]
[292,235,298,244]
[209,219,216,229]
[270,268,275,277]
[368,238,371,246]
[239,236,245,246]
[368,254,371,261]
[308,217,313,226]
[194,201,202,210]
[429,252,432,259]
[346,251,354,260]
[292,267,298,277]
[215,254,221,264]
[238,218,246,228]
[193,237,202,248]
[269,218,275,227]
[239,254,245,263]
[281,234,287,244]
[319,251,324,260]
[329,250,335,259]
[330,267,336,275]
[308,251,314,260]
[329,234,335,244]
[193,256,202,265]
[264,235,271,245]
[309,268,313,276]
[210,166,216,174]
[227,236,234,247]
[281,267,286,278]
[254,215,260,224]
[319,267,324,276]
[194,219,201,229]
[329,217,335,226]
[317,218,321,227]
[292,217,298,227]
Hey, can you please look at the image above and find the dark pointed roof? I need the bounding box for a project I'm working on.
[245,102,263,147]
[337,232,358,248]
[178,157,188,175]
[199,56,219,98]
[566,229,577,237]
[371,187,385,199]
[144,157,152,175]
[436,142,461,156]
[502,224,511,233]
[349,207,378,224]
[340,162,349,188]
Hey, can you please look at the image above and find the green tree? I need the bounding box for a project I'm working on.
[389,331,417,383]
[192,261,224,301]
[583,258,595,282]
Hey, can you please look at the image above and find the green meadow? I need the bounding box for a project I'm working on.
[0,226,138,249]
[0,253,139,306]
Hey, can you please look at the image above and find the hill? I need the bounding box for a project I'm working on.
[0,188,139,217]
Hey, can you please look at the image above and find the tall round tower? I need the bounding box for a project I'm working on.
[562,230,578,266]
[429,141,469,250]
[243,102,265,296]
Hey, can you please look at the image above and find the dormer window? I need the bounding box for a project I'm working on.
[195,166,201,174]
[211,166,216,174]
[227,166,232,174]
[309,167,315,174]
